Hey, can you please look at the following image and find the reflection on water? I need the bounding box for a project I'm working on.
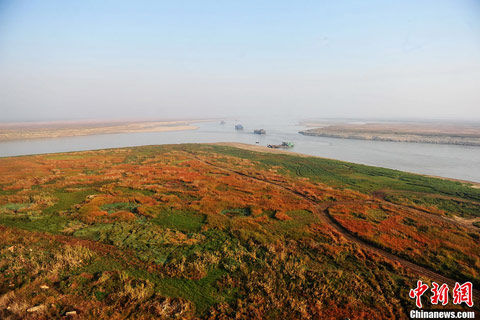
[1,119,479,182]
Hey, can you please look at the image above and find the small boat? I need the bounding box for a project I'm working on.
[281,141,294,148]
[253,129,266,135]
[235,124,244,130]
[267,142,294,149]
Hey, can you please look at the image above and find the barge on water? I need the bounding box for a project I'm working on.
[267,142,294,149]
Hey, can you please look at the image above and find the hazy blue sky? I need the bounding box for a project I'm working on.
[1,0,479,122]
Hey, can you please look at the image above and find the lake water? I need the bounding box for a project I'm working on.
[1,118,479,182]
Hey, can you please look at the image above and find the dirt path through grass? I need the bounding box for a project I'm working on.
[188,152,480,298]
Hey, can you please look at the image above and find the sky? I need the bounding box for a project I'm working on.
[0,0,479,122]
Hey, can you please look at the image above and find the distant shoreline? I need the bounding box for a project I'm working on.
[0,119,215,142]
[299,122,480,147]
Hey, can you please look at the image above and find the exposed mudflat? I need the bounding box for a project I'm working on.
[300,122,480,146]
[0,119,206,141]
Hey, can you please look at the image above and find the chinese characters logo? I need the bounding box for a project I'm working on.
[409,280,473,308]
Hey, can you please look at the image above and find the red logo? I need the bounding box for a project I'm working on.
[453,282,474,308]
[409,280,429,308]
[409,281,474,308]
[430,282,449,305]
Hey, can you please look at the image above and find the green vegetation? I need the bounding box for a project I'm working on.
[0,144,477,319]
[0,212,70,234]
[101,202,138,213]
[385,193,480,217]
[150,208,205,233]
[0,203,31,212]
[221,207,252,217]
[43,188,96,215]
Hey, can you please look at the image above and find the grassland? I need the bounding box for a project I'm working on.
[0,144,478,319]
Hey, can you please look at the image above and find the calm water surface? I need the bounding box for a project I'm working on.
[1,118,479,182]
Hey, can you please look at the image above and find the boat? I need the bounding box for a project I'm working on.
[253,129,266,135]
[235,124,244,130]
[267,142,294,149]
